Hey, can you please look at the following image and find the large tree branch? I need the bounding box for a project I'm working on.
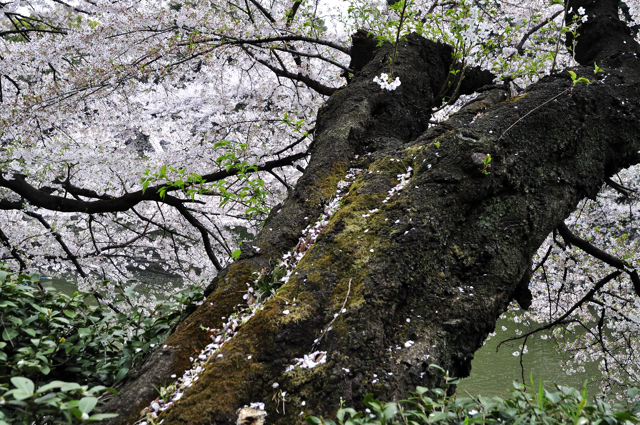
[557,222,629,270]
[242,46,337,96]
[271,47,351,72]
[557,222,640,295]
[188,34,351,55]
[247,0,276,23]
[0,152,308,214]
[567,0,640,65]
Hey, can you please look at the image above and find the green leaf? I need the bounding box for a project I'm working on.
[86,414,119,421]
[11,377,34,395]
[232,249,242,260]
[336,408,358,422]
[2,328,18,341]
[59,382,83,392]
[36,381,67,394]
[78,327,93,338]
[383,402,398,419]
[115,367,129,382]
[79,396,98,414]
[7,389,32,401]
[415,386,429,395]
[429,411,454,422]
[0,270,8,282]
[52,316,71,325]
[615,411,639,422]
[0,300,18,308]
[594,62,604,74]
[70,407,83,420]
[429,364,445,373]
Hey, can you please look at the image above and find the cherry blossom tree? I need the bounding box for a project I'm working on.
[4,0,640,424]
[0,0,344,300]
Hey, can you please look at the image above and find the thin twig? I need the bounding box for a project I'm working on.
[498,89,569,140]
[312,278,351,350]
[497,270,621,351]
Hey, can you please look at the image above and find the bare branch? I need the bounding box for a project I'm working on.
[497,270,622,351]
[242,46,337,96]
[172,203,222,271]
[187,34,351,55]
[516,10,563,53]
[0,227,27,271]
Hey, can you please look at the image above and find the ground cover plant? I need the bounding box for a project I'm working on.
[307,368,640,425]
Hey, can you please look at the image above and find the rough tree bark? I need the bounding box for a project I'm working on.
[104,0,640,423]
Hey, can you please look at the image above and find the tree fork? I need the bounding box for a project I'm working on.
[104,33,458,424]
[107,10,640,425]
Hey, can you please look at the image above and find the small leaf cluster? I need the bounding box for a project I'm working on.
[141,164,207,200]
[281,112,307,134]
[307,368,640,425]
[253,266,287,301]
[346,0,420,49]
[141,139,270,220]
[0,377,117,425]
[568,70,591,87]
[213,140,270,220]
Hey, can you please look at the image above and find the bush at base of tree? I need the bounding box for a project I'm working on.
[0,263,204,423]
[0,377,117,425]
[306,368,640,425]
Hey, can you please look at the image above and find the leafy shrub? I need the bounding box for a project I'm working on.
[0,377,117,425]
[0,263,204,423]
[0,265,202,386]
[306,367,640,425]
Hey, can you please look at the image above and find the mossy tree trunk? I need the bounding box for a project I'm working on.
[105,1,640,423]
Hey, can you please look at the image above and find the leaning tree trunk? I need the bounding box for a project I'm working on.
[104,1,640,423]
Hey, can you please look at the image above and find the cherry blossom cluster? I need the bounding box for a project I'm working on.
[373,73,401,91]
